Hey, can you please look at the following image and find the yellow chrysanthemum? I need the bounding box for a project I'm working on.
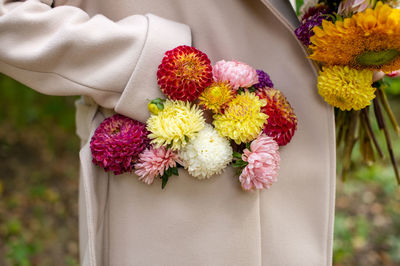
[310,2,400,72]
[198,82,234,113]
[146,100,205,150]
[318,66,376,111]
[213,92,268,144]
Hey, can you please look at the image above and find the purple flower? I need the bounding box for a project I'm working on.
[301,5,331,21]
[295,12,329,46]
[254,70,274,89]
[90,114,150,175]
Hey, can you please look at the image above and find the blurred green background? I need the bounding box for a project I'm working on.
[0,73,400,265]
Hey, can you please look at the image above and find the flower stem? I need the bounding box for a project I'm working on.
[376,85,400,135]
[342,110,359,182]
[373,98,400,185]
[361,108,384,159]
[359,118,375,165]
[336,109,347,144]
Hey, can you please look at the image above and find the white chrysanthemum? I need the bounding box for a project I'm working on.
[179,125,233,179]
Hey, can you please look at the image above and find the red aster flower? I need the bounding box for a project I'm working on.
[90,114,150,175]
[157,45,213,102]
[256,88,297,146]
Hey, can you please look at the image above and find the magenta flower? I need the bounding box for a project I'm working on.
[295,11,331,46]
[134,146,182,185]
[90,114,150,175]
[387,70,400,78]
[213,60,259,90]
[239,134,280,191]
[301,4,330,21]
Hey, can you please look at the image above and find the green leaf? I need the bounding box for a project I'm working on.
[232,160,248,169]
[333,13,343,23]
[248,87,256,93]
[160,167,179,189]
[233,151,242,159]
[246,142,251,151]
[171,167,179,176]
[156,103,164,111]
[232,162,241,168]
[161,174,169,189]
[384,76,400,95]
[296,0,303,16]
[151,98,165,104]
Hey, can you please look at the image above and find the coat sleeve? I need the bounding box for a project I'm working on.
[0,0,191,122]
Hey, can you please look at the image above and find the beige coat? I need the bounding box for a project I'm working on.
[0,0,336,265]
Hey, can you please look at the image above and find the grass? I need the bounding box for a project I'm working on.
[0,73,399,265]
[0,75,79,266]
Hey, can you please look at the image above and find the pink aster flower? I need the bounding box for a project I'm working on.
[338,0,375,16]
[239,134,280,191]
[90,114,150,175]
[213,60,259,90]
[135,146,182,185]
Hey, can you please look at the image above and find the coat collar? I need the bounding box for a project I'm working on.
[261,0,300,31]
[261,0,320,77]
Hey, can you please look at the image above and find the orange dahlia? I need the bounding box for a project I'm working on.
[157,45,213,102]
[256,88,297,146]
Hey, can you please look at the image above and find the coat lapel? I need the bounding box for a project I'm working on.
[260,0,300,30]
[260,0,320,77]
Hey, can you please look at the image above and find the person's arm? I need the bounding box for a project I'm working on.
[0,0,191,122]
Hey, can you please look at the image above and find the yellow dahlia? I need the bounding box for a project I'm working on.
[310,2,400,72]
[146,100,205,150]
[198,82,234,113]
[318,66,376,111]
[213,92,268,144]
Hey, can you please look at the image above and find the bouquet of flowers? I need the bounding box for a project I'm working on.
[90,45,297,191]
[295,0,400,183]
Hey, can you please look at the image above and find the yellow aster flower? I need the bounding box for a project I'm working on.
[310,2,400,72]
[198,82,234,113]
[318,66,376,111]
[213,92,268,144]
[146,100,205,150]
